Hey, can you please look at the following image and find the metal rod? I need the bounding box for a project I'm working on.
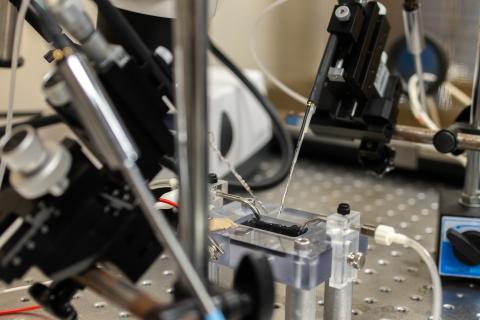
[76,269,164,319]
[285,286,316,320]
[173,0,210,279]
[324,281,353,320]
[461,23,480,207]
[56,52,218,315]
[216,191,261,220]
[393,125,480,152]
[0,0,17,64]
[413,51,428,113]
[284,238,317,320]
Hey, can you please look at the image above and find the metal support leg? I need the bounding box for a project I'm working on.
[460,24,480,208]
[208,262,220,286]
[285,286,316,320]
[173,0,210,277]
[0,0,17,66]
[324,281,353,320]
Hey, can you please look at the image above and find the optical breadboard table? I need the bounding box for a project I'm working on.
[0,157,479,320]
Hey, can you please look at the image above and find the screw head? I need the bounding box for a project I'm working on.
[335,5,351,22]
[337,203,351,215]
[347,252,366,270]
[295,237,312,251]
[208,173,218,184]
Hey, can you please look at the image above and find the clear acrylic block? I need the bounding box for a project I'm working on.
[210,202,367,290]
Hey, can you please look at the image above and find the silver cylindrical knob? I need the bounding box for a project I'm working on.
[0,126,72,199]
[1,126,49,173]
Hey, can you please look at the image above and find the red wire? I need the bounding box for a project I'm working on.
[157,198,178,208]
[0,305,42,316]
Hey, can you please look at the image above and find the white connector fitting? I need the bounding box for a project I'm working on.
[374,225,409,246]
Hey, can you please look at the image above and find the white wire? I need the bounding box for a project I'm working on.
[0,0,32,192]
[408,73,439,131]
[406,238,442,320]
[250,0,308,105]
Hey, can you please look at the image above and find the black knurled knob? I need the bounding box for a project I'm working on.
[337,203,351,215]
[208,173,218,184]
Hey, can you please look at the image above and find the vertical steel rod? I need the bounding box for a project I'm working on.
[461,24,480,208]
[174,0,210,277]
[0,0,17,65]
[285,286,317,320]
[324,281,353,320]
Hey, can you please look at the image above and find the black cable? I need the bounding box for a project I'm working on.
[0,114,62,136]
[208,38,294,191]
[0,111,42,118]
[90,0,172,93]
[9,0,70,48]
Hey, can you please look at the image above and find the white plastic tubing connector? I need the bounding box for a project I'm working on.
[374,225,409,246]
[374,224,442,320]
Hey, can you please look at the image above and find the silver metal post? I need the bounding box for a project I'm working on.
[324,281,353,320]
[0,0,17,65]
[173,0,210,277]
[285,238,317,320]
[285,286,317,320]
[461,24,480,208]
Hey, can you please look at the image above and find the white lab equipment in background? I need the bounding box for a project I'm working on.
[111,0,218,18]
[208,67,273,177]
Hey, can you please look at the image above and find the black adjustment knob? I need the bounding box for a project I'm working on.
[337,203,351,215]
[446,228,480,266]
[208,173,218,184]
[29,281,79,320]
[433,130,457,154]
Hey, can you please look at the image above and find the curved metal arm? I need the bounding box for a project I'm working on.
[216,191,261,220]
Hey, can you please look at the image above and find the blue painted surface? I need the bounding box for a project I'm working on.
[439,217,480,278]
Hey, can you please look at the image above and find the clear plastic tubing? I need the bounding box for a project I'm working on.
[406,238,442,320]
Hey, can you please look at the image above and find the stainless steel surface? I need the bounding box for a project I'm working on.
[347,252,366,270]
[278,103,317,215]
[393,124,480,151]
[285,236,317,320]
[48,0,126,69]
[461,23,480,208]
[46,0,94,41]
[0,125,72,198]
[285,286,317,320]
[58,52,217,314]
[0,0,17,63]
[173,0,210,279]
[335,6,351,22]
[1,159,480,319]
[58,54,138,169]
[324,282,353,320]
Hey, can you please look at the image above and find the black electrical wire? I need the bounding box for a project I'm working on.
[208,38,294,191]
[0,114,62,136]
[9,0,70,48]
[90,0,172,93]
[0,111,42,118]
